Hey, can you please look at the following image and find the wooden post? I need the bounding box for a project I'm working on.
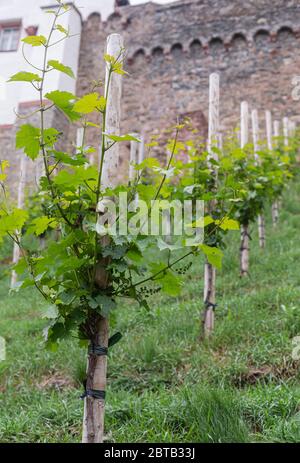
[274,120,280,139]
[138,135,145,165]
[129,134,139,183]
[82,33,124,444]
[11,154,27,288]
[252,109,265,249]
[283,117,289,147]
[266,110,278,228]
[240,101,250,277]
[203,73,219,338]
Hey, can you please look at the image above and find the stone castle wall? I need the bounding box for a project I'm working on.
[2,0,300,192]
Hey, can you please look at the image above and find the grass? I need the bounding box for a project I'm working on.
[0,182,300,443]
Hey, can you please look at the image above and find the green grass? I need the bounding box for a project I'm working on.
[0,183,300,443]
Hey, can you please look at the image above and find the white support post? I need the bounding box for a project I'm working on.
[274,120,280,139]
[265,111,279,228]
[240,101,250,276]
[101,34,124,190]
[129,134,139,183]
[265,110,273,151]
[203,73,220,338]
[77,127,84,151]
[283,117,289,147]
[11,154,27,288]
[240,101,249,150]
[83,33,124,445]
[272,119,281,225]
[208,73,220,162]
[138,136,145,165]
[251,109,260,163]
[252,109,265,249]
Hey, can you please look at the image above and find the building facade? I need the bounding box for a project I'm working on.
[1,0,300,191]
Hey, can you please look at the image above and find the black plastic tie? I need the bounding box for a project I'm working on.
[205,301,217,311]
[88,344,108,356]
[80,388,106,400]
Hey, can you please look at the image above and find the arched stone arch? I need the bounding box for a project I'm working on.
[171,43,183,59]
[231,32,248,50]
[128,48,146,69]
[277,26,295,42]
[152,46,164,60]
[209,37,224,56]
[189,39,202,57]
[254,29,270,46]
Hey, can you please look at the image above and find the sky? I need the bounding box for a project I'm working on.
[131,0,172,3]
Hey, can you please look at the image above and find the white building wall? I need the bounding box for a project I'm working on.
[0,0,115,125]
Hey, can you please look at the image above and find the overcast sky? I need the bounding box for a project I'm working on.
[131,0,172,3]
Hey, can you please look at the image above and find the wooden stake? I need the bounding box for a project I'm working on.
[240,101,250,276]
[138,136,145,165]
[283,117,289,147]
[11,154,27,288]
[203,73,219,338]
[266,110,278,228]
[82,33,124,444]
[252,109,265,249]
[272,119,282,225]
[129,134,139,183]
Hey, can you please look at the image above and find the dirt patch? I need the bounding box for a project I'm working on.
[235,358,300,387]
[36,372,75,391]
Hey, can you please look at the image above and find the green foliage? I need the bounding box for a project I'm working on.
[73,93,106,114]
[45,91,80,121]
[22,35,47,47]
[2,0,299,359]
[8,72,42,83]
[47,60,74,79]
[16,125,40,160]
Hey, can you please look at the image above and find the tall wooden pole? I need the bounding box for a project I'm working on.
[138,136,145,165]
[82,33,124,444]
[266,111,278,227]
[129,134,139,183]
[283,117,289,147]
[240,101,250,276]
[11,154,27,288]
[203,73,219,338]
[252,109,265,248]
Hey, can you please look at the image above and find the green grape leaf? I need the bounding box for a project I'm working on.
[48,60,74,78]
[200,244,223,269]
[104,133,140,143]
[22,35,47,46]
[16,124,40,159]
[55,24,68,35]
[217,217,240,231]
[8,71,42,83]
[45,90,80,121]
[26,216,57,236]
[73,93,106,114]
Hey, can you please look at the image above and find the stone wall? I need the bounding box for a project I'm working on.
[77,0,300,151]
[2,0,300,192]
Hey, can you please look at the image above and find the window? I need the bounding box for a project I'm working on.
[0,26,21,52]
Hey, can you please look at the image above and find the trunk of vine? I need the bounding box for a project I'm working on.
[82,315,109,444]
[82,238,111,444]
[240,223,250,277]
[82,33,123,443]
[258,214,265,249]
[272,200,279,227]
[202,260,216,338]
